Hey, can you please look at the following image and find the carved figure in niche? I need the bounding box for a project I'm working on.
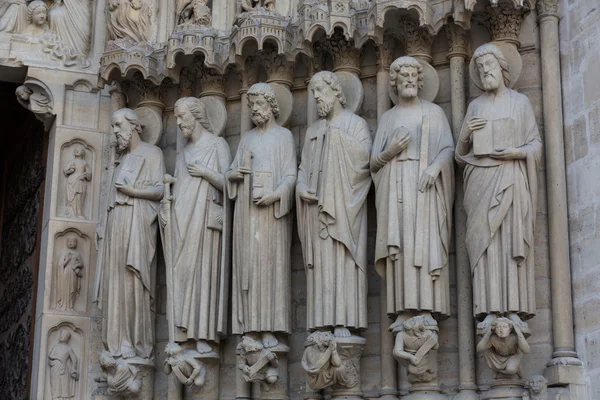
[99,351,142,397]
[15,84,52,116]
[177,0,211,26]
[227,83,296,348]
[23,0,48,36]
[55,237,83,311]
[392,315,439,383]
[302,331,353,390]
[94,108,165,361]
[371,56,454,332]
[0,0,26,33]
[63,146,91,219]
[164,342,207,388]
[106,0,152,42]
[455,43,542,333]
[48,0,91,56]
[236,335,279,386]
[48,328,79,399]
[476,317,530,379]
[297,71,371,338]
[526,375,548,400]
[241,0,274,12]
[163,97,230,353]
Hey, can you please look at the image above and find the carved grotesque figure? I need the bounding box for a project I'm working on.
[0,0,27,33]
[526,375,548,400]
[476,317,530,379]
[297,70,371,339]
[392,314,439,383]
[177,0,211,25]
[23,0,48,36]
[55,237,83,311]
[456,43,542,334]
[302,331,354,390]
[236,335,279,386]
[94,108,165,362]
[48,329,79,400]
[371,56,454,332]
[63,146,91,219]
[164,343,207,388]
[227,83,296,349]
[99,351,142,397]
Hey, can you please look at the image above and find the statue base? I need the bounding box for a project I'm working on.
[96,357,155,400]
[403,383,447,400]
[480,380,526,400]
[330,335,367,400]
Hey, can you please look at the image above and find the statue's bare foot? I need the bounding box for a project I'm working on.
[477,314,497,333]
[122,349,136,359]
[334,327,351,338]
[508,313,528,329]
[389,315,404,332]
[196,339,212,354]
[262,332,278,348]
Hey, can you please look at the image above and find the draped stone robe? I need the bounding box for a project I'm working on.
[372,101,454,317]
[170,136,231,343]
[456,89,542,320]
[297,109,371,331]
[228,126,297,335]
[98,142,165,359]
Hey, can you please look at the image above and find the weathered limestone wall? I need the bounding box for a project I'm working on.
[560,0,600,396]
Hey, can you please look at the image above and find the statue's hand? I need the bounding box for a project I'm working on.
[298,188,318,204]
[115,179,136,197]
[71,371,79,381]
[389,128,410,155]
[253,190,280,207]
[409,355,419,366]
[185,378,194,387]
[467,117,487,134]
[243,365,251,375]
[418,165,439,192]
[227,168,249,182]
[489,147,526,160]
[187,163,206,178]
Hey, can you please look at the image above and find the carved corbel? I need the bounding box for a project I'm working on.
[536,0,558,20]
[261,51,294,87]
[443,23,470,60]
[398,16,433,64]
[377,35,395,71]
[199,68,226,99]
[15,79,55,131]
[326,30,360,74]
[474,2,530,46]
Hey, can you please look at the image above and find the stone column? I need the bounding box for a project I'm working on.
[537,0,584,392]
[444,23,479,400]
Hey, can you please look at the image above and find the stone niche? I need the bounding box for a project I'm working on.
[56,138,95,221]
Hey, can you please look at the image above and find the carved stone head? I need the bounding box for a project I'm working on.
[304,331,335,352]
[111,108,142,153]
[164,342,184,357]
[58,328,72,343]
[74,146,85,158]
[236,335,264,356]
[247,83,279,127]
[389,56,424,100]
[27,0,48,27]
[527,375,548,394]
[473,43,510,91]
[99,350,117,369]
[15,85,33,102]
[129,0,143,10]
[174,97,211,138]
[491,317,514,338]
[67,237,78,249]
[310,71,347,118]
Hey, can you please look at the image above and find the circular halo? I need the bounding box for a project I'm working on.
[469,41,523,91]
[269,81,294,127]
[135,106,163,145]
[198,96,227,136]
[336,70,364,113]
[389,61,440,104]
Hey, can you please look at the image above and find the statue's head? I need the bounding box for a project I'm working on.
[389,56,424,100]
[111,108,142,153]
[236,335,263,355]
[67,237,78,249]
[15,85,32,101]
[248,83,279,127]
[27,0,48,27]
[129,0,142,10]
[174,97,211,139]
[527,375,547,394]
[403,315,427,335]
[473,43,510,92]
[99,351,117,368]
[310,71,347,118]
[165,342,184,357]
[492,317,513,338]
[304,331,335,352]
[74,146,85,158]
[108,0,120,11]
[58,328,71,343]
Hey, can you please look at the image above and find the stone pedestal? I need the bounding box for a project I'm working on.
[330,335,366,400]
[261,343,290,400]
[402,383,447,400]
[480,381,527,400]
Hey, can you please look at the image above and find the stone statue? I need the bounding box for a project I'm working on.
[164,97,230,352]
[301,331,354,390]
[63,146,91,219]
[99,351,142,397]
[227,82,296,348]
[177,0,211,25]
[236,335,279,386]
[392,314,439,383]
[241,0,274,12]
[54,237,83,311]
[371,56,454,330]
[15,85,52,116]
[164,342,207,388]
[455,43,542,333]
[48,0,91,56]
[476,317,530,379]
[94,108,165,361]
[0,0,27,33]
[526,375,548,400]
[23,0,48,36]
[106,0,153,42]
[297,70,372,338]
[48,329,79,399]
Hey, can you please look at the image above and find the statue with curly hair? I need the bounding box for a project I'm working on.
[227,83,297,349]
[477,317,530,379]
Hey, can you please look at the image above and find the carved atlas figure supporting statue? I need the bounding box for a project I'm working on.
[63,146,91,219]
[301,331,357,390]
[164,342,207,388]
[48,328,79,400]
[227,82,296,350]
[54,237,83,311]
[99,351,142,397]
[236,335,279,388]
[94,107,165,397]
[392,315,439,384]
[455,43,542,336]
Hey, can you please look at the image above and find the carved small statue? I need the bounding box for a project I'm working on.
[164,343,207,388]
[23,0,48,36]
[392,315,439,383]
[55,237,83,311]
[476,317,530,379]
[106,0,153,42]
[0,0,27,33]
[227,83,296,349]
[48,329,79,400]
[15,85,52,116]
[94,108,165,361]
[177,0,211,26]
[371,56,454,330]
[456,43,542,333]
[301,331,353,390]
[526,375,548,400]
[63,146,91,219]
[48,0,92,56]
[236,335,279,386]
[99,351,142,397]
[297,71,371,338]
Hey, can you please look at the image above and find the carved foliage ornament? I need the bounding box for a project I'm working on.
[475,3,530,45]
